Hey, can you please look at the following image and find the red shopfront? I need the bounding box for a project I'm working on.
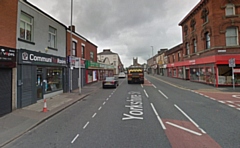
[167,54,240,87]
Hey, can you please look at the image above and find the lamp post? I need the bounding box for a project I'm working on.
[69,0,73,93]
[151,46,154,74]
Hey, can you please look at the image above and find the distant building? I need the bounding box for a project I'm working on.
[97,49,124,75]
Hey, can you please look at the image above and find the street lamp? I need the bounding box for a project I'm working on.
[69,0,73,93]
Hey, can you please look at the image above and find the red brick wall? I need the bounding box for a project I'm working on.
[0,0,18,48]
[86,41,98,62]
[180,0,240,57]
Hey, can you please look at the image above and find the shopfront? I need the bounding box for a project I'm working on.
[0,46,16,116]
[167,55,240,87]
[99,63,115,81]
[85,60,100,83]
[17,49,67,108]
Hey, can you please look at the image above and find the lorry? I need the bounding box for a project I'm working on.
[127,67,144,84]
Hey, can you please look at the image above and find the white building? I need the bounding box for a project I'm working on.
[97,49,124,75]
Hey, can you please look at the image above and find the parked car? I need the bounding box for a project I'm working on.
[118,72,126,78]
[102,76,119,88]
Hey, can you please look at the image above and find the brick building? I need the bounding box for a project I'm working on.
[167,0,240,87]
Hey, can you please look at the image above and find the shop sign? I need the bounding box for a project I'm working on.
[0,46,16,62]
[85,60,100,69]
[233,68,240,73]
[229,58,235,67]
[19,49,66,66]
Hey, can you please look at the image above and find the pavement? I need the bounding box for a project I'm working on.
[1,75,240,147]
[0,81,102,147]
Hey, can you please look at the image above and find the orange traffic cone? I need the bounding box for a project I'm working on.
[42,99,48,112]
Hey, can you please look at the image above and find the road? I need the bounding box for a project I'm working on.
[4,75,240,148]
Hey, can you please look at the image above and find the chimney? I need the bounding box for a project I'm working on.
[103,49,111,52]
[69,25,75,32]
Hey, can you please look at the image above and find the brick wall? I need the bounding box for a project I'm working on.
[0,0,18,48]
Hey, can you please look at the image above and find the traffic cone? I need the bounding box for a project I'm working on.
[42,99,48,112]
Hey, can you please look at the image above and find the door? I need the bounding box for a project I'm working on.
[36,68,43,100]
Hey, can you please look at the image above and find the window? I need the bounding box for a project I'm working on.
[205,32,210,49]
[81,45,85,58]
[178,52,181,61]
[20,12,33,41]
[184,25,188,36]
[186,42,190,55]
[190,19,196,31]
[172,54,175,62]
[90,52,94,61]
[226,4,235,16]
[72,41,77,56]
[201,8,209,23]
[226,27,238,46]
[49,26,56,48]
[193,39,197,53]
[46,67,63,92]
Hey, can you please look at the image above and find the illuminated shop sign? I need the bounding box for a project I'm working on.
[19,49,66,66]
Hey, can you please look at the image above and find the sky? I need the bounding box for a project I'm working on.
[28,0,200,67]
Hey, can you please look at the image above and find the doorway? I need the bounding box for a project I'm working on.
[37,68,43,100]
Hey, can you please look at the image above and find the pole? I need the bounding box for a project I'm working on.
[232,67,235,90]
[79,58,81,94]
[69,0,73,93]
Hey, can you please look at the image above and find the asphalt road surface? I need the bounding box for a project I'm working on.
[4,75,240,148]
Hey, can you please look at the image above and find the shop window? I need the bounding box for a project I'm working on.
[226,27,238,46]
[225,3,235,16]
[20,12,33,41]
[45,68,63,92]
[205,32,210,49]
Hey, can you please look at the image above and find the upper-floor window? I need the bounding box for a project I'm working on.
[184,25,188,36]
[193,39,197,53]
[72,41,77,56]
[90,52,94,61]
[185,42,190,55]
[226,27,238,46]
[178,52,181,61]
[205,32,210,49]
[190,18,196,31]
[201,7,209,23]
[172,54,175,62]
[226,3,235,16]
[49,26,56,48]
[20,12,33,41]
[81,45,85,58]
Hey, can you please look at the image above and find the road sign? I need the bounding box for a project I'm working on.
[229,58,235,67]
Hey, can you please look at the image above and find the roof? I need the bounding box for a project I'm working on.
[98,49,117,55]
[178,0,208,26]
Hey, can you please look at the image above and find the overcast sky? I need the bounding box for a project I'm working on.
[28,0,200,67]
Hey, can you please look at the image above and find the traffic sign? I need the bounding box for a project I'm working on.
[229,58,235,67]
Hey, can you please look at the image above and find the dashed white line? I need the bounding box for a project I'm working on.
[71,134,79,143]
[209,97,216,100]
[218,101,225,103]
[106,98,109,100]
[174,104,206,134]
[151,103,166,130]
[158,90,168,99]
[141,84,143,88]
[92,113,97,118]
[166,122,202,136]
[143,89,149,98]
[98,106,102,110]
[152,84,157,88]
[103,102,106,105]
[237,108,240,110]
[83,121,89,129]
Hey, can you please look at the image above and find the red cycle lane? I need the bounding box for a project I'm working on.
[195,91,240,110]
[163,119,221,148]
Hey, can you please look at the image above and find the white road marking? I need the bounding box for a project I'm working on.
[152,84,156,88]
[71,134,79,143]
[227,101,234,103]
[109,95,112,98]
[151,103,166,130]
[141,84,143,88]
[98,106,102,110]
[166,122,202,136]
[92,113,97,118]
[174,104,206,134]
[218,101,225,103]
[106,98,109,100]
[158,90,168,99]
[210,97,216,100]
[237,108,240,110]
[103,102,106,105]
[83,121,89,129]
[143,89,149,98]
[228,104,235,108]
